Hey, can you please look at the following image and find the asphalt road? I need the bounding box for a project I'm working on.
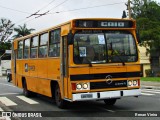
[0,77,160,120]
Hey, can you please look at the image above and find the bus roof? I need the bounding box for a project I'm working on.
[13,18,135,42]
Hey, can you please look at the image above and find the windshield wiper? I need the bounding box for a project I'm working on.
[85,57,92,67]
[109,42,125,66]
[118,56,125,66]
[112,50,125,66]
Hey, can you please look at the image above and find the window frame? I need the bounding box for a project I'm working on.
[30,35,39,58]
[17,40,23,59]
[23,38,30,59]
[48,29,61,57]
[38,32,49,58]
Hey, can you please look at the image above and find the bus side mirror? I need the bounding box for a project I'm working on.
[67,31,73,45]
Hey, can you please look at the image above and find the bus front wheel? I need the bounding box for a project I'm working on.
[104,98,117,105]
[7,74,11,82]
[55,85,67,109]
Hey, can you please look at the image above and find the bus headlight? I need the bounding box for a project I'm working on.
[75,82,90,90]
[128,80,132,86]
[133,80,138,86]
[76,84,82,90]
[128,80,139,87]
[83,83,88,89]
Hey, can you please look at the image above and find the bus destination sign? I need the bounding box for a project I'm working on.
[101,21,124,27]
[75,20,134,28]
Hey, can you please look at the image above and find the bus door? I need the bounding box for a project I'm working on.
[60,36,68,99]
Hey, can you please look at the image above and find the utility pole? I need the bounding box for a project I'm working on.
[126,0,131,19]
[128,0,131,19]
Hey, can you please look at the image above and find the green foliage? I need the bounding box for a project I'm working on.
[0,18,13,56]
[145,69,153,77]
[13,24,35,39]
[131,0,160,52]
[0,42,11,56]
[141,77,160,82]
[0,18,14,42]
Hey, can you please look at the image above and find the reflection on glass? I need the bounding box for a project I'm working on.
[73,31,138,64]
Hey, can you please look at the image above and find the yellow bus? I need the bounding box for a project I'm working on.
[11,18,141,108]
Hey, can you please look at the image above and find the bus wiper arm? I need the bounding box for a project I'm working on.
[117,55,125,66]
[113,50,125,66]
[85,57,92,67]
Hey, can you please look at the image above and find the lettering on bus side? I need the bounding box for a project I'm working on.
[25,63,28,72]
[29,66,35,71]
[24,63,35,72]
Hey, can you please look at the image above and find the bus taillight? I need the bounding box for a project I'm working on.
[72,83,76,90]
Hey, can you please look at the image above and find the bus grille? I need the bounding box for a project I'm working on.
[90,80,127,90]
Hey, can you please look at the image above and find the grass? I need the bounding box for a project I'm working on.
[141,77,160,82]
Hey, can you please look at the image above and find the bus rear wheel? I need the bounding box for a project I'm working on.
[55,85,67,109]
[23,80,34,97]
[104,98,117,105]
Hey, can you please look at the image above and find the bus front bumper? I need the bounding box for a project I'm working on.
[72,89,141,101]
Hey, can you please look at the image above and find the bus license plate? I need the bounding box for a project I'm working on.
[81,94,93,99]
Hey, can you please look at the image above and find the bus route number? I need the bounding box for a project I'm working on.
[101,22,124,27]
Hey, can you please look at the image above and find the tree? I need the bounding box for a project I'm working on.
[130,0,160,75]
[0,18,14,55]
[131,0,160,52]
[0,18,14,42]
[0,42,11,56]
[13,24,35,39]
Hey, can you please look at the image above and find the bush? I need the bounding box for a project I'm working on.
[156,72,160,77]
[145,69,153,77]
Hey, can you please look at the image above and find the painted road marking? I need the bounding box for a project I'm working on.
[0,83,16,88]
[141,93,154,96]
[144,89,160,92]
[0,93,20,96]
[17,96,39,104]
[0,117,11,120]
[141,90,160,94]
[0,107,11,120]
[0,97,17,106]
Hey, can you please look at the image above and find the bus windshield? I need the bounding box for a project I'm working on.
[73,31,138,64]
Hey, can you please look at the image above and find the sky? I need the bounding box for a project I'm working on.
[0,0,160,33]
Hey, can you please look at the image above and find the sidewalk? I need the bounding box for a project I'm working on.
[141,81,160,89]
[0,76,6,80]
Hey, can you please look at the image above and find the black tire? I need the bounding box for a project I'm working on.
[104,99,117,105]
[55,85,67,109]
[23,80,34,97]
[7,74,11,82]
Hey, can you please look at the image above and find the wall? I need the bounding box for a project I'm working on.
[138,46,151,77]
[0,60,11,76]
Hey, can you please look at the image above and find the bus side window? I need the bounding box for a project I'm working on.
[39,46,47,58]
[24,38,30,59]
[30,48,37,58]
[17,41,23,59]
[49,29,60,57]
[38,33,48,58]
[30,36,38,58]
